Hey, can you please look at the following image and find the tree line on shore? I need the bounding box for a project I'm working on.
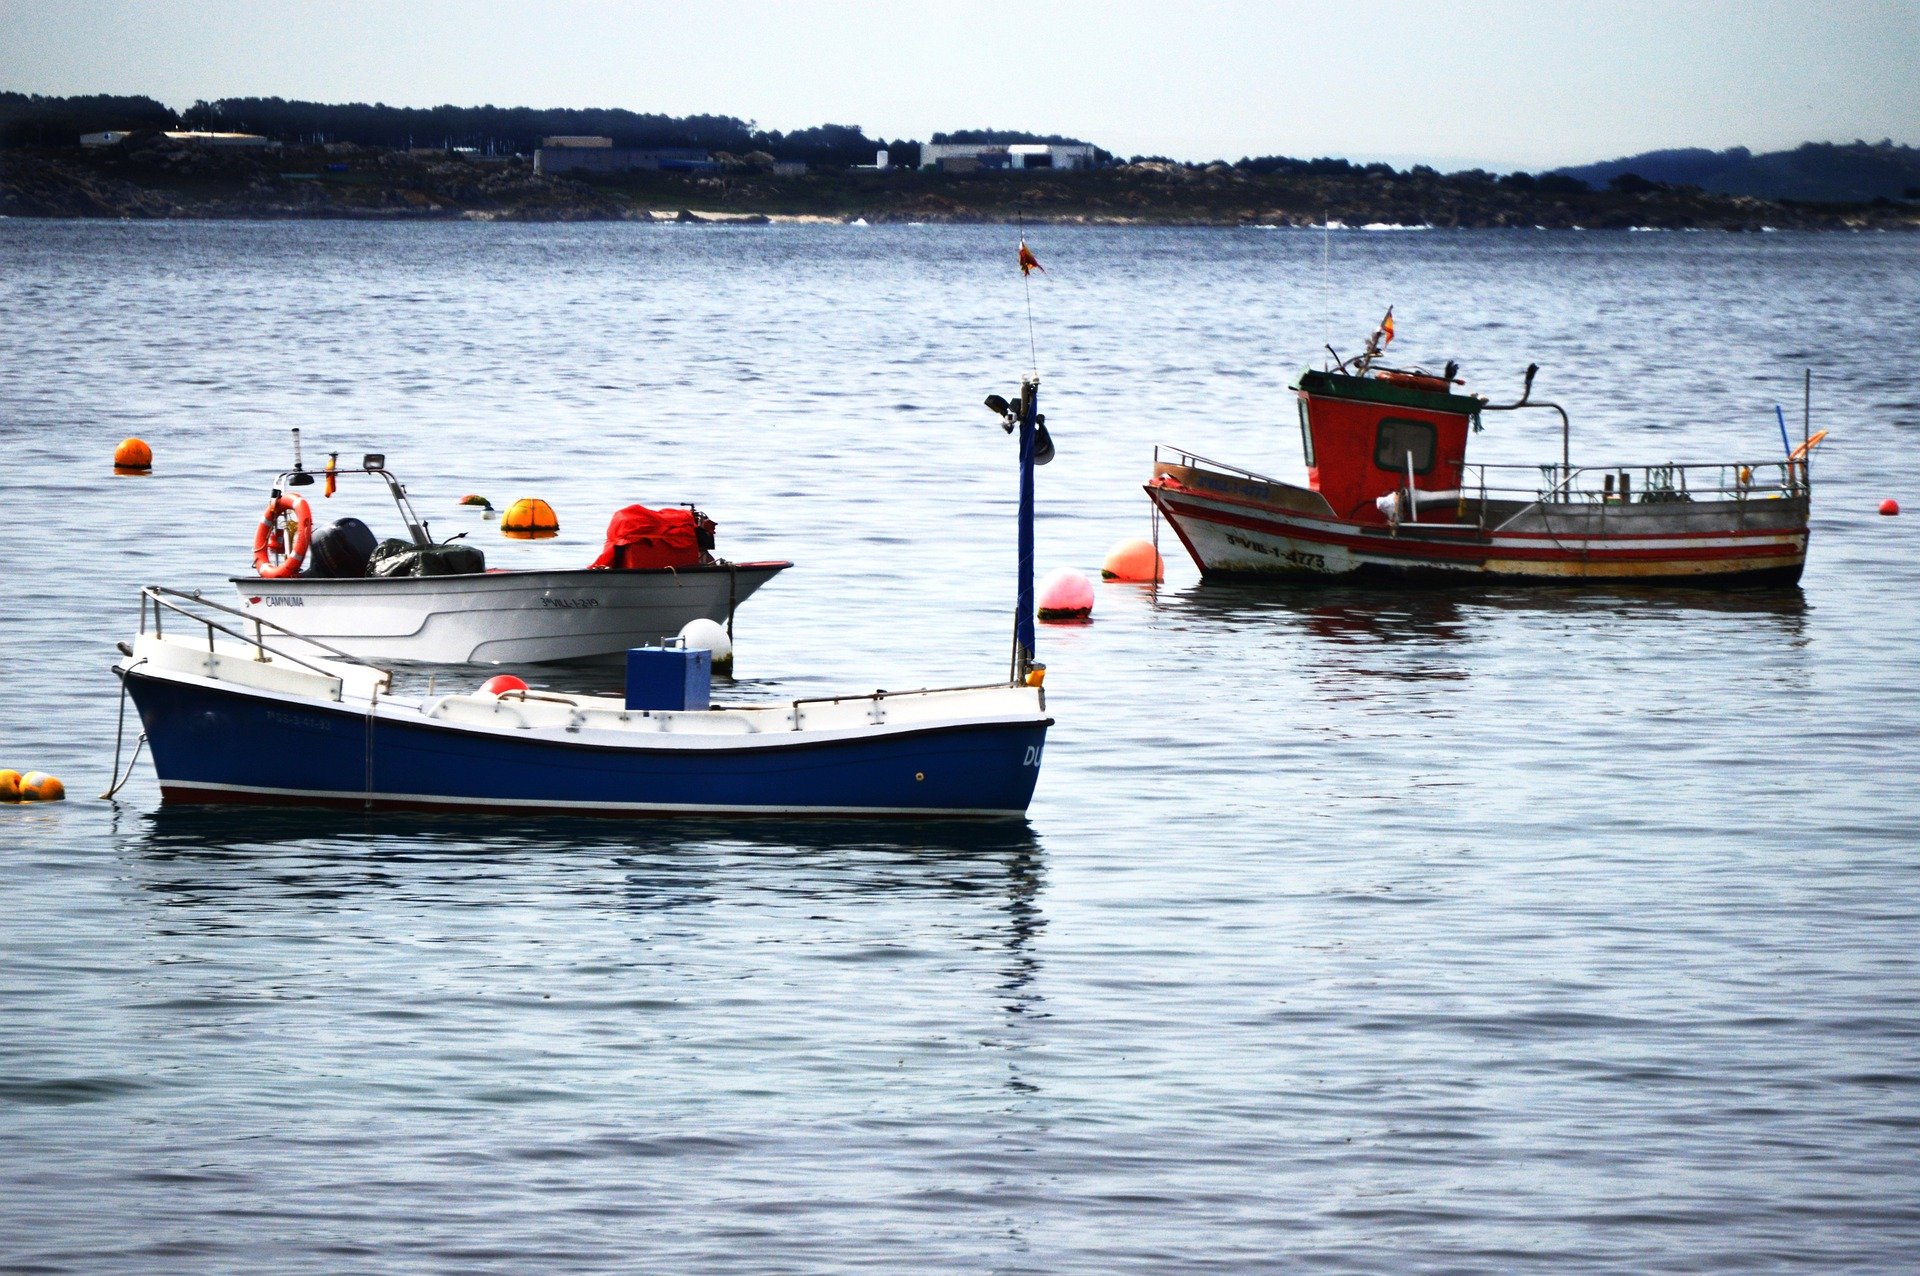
[5,91,1917,207]
[0,91,916,168]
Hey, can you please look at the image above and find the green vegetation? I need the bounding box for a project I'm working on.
[2,92,1915,228]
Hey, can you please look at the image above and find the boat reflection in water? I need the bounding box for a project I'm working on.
[1158,579,1809,697]
[130,806,1046,915]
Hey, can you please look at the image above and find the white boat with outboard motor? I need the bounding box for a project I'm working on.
[232,439,791,665]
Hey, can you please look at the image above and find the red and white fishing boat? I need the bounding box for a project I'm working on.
[1148,317,1819,586]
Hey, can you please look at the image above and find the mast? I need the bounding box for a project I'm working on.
[1013,376,1039,682]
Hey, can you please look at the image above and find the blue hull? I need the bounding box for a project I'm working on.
[123,669,1049,818]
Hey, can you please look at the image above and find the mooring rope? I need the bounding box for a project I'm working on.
[100,659,148,800]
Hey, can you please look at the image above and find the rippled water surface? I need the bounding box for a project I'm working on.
[3,221,1919,1272]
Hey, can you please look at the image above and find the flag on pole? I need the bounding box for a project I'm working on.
[1379,307,1395,346]
[1019,240,1044,276]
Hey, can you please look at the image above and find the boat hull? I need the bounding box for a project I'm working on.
[232,563,789,664]
[121,666,1049,818]
[1149,466,1808,587]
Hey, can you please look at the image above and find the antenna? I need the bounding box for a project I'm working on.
[1018,209,1039,376]
[1321,210,1331,367]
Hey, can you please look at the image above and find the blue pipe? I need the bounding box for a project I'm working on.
[1015,380,1038,676]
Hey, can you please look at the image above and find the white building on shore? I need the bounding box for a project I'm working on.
[81,130,273,148]
[920,141,1096,172]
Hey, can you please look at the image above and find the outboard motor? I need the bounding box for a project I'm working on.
[306,517,378,578]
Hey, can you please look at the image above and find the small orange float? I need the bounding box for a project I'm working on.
[1101,538,1164,583]
[501,498,559,539]
[0,769,21,801]
[113,437,153,473]
[20,772,65,801]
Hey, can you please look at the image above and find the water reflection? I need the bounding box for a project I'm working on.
[1155,579,1811,711]
[130,808,1046,991]
[132,808,1042,896]
[1166,580,1807,643]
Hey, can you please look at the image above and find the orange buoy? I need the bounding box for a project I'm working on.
[459,494,493,508]
[1880,499,1900,516]
[113,437,153,473]
[479,674,529,697]
[0,769,20,801]
[1037,567,1094,621]
[1101,538,1164,583]
[501,498,558,539]
[19,771,65,802]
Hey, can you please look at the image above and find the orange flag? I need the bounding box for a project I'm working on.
[1019,239,1044,276]
[1379,307,1395,345]
[323,452,337,498]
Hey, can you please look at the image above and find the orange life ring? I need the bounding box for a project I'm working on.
[252,493,313,578]
[1788,429,1828,462]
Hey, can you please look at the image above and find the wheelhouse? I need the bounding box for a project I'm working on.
[1295,369,1482,523]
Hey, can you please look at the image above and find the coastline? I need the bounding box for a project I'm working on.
[5,145,1917,231]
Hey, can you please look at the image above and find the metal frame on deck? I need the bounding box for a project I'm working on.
[138,586,391,680]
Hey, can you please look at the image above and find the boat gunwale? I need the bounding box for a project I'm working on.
[227,560,795,588]
[116,661,1054,758]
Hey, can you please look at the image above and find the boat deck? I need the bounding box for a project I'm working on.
[127,632,1047,746]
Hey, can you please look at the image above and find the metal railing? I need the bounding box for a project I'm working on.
[1157,443,1810,533]
[1464,457,1809,505]
[1151,444,1284,487]
[137,586,392,685]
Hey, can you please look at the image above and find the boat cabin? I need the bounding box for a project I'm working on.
[1294,369,1485,523]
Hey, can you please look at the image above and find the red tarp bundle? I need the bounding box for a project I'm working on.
[590,505,709,570]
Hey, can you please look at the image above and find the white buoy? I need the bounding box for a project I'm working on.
[678,617,734,675]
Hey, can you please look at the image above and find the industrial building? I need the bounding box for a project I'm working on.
[81,130,272,148]
[920,141,1096,172]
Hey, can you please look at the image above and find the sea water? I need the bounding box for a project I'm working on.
[2,220,1918,1271]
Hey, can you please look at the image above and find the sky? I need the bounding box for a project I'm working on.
[3,0,1918,169]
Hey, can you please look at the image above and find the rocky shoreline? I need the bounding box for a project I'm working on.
[4,141,1916,230]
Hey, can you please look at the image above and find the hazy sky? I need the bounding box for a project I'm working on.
[4,0,1917,168]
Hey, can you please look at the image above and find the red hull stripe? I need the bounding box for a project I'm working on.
[1153,493,1801,566]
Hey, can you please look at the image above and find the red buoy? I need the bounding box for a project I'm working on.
[1037,567,1094,621]
[1880,499,1900,516]
[478,674,529,697]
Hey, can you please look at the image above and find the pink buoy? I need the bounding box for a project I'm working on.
[1880,499,1900,516]
[478,674,529,697]
[1102,538,1164,582]
[1037,567,1094,621]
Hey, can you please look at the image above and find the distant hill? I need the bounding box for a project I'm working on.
[1554,141,1920,203]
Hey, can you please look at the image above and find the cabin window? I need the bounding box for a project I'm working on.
[1374,417,1436,474]
[1298,400,1315,467]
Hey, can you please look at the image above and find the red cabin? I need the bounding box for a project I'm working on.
[1295,369,1482,523]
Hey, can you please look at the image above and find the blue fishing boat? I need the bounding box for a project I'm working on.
[107,380,1057,819]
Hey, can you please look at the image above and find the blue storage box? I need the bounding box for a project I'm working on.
[626,646,711,711]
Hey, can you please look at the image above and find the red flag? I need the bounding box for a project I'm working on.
[1379,307,1395,345]
[1019,240,1044,276]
